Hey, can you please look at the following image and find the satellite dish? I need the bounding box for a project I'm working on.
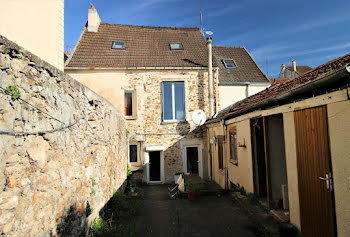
[204,31,213,36]
[192,110,207,125]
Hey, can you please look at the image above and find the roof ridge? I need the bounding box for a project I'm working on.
[213,45,244,48]
[100,22,200,31]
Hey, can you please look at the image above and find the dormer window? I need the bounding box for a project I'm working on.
[222,59,237,69]
[112,41,126,49]
[169,43,183,50]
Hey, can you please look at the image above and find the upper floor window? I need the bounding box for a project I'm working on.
[124,90,136,118]
[162,81,185,121]
[229,129,238,165]
[222,59,237,69]
[169,43,184,50]
[112,41,126,49]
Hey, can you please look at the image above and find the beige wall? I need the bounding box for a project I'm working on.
[219,83,270,110]
[207,124,226,188]
[327,99,350,237]
[226,120,254,193]
[248,83,269,97]
[67,69,217,182]
[0,0,64,70]
[219,85,246,110]
[283,112,301,229]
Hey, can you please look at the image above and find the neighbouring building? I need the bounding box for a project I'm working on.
[213,46,270,110]
[279,60,312,79]
[0,0,64,71]
[65,5,220,183]
[204,53,350,237]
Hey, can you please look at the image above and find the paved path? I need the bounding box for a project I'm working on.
[136,185,264,237]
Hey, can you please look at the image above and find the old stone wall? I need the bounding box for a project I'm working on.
[0,36,127,236]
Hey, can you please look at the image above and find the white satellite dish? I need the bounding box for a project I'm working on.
[204,31,213,36]
[192,110,207,126]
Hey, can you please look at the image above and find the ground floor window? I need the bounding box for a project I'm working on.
[229,129,238,165]
[217,135,224,170]
[129,143,139,163]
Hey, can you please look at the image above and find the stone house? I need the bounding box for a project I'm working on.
[0,0,64,71]
[213,46,270,110]
[204,53,350,237]
[279,60,312,79]
[65,6,220,183]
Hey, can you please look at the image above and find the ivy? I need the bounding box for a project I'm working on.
[5,85,21,100]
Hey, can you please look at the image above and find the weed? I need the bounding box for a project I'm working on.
[247,193,260,205]
[92,179,97,186]
[127,164,132,176]
[91,188,96,196]
[5,85,21,100]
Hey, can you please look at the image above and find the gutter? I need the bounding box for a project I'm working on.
[208,65,350,125]
[65,66,219,70]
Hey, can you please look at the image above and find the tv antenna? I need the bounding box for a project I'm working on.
[200,0,213,37]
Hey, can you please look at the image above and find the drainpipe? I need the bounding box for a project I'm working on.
[207,37,214,116]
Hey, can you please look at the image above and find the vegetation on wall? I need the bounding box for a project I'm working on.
[4,85,21,100]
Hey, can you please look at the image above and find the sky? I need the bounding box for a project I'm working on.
[65,0,350,78]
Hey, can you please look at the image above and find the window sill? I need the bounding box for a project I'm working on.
[125,116,137,120]
[230,160,238,166]
[161,120,186,125]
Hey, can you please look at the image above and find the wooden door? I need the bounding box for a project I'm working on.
[294,106,336,237]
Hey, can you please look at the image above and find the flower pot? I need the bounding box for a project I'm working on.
[187,189,200,201]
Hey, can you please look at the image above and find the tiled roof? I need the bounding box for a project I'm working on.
[269,78,290,84]
[212,46,270,83]
[207,52,350,123]
[285,65,312,75]
[66,23,213,68]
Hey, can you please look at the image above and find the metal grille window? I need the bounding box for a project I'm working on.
[162,82,185,121]
[129,144,138,163]
[217,135,224,170]
[229,129,238,165]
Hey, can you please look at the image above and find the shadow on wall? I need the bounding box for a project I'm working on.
[56,183,126,237]
[56,204,88,237]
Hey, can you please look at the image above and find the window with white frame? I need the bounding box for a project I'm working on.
[222,59,237,69]
[162,81,185,121]
[129,144,139,163]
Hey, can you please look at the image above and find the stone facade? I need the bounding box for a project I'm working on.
[67,68,219,183]
[0,36,127,236]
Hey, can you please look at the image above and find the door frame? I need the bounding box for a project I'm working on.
[145,146,165,184]
[183,145,203,177]
[181,139,203,178]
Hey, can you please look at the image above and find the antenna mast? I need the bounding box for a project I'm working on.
[200,0,203,35]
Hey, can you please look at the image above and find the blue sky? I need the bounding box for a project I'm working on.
[65,0,350,78]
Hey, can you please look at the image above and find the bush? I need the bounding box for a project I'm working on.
[247,193,260,205]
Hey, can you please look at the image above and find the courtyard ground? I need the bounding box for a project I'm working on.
[135,185,270,237]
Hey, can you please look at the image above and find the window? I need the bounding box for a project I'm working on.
[124,91,136,118]
[112,41,126,49]
[222,59,237,69]
[217,135,224,170]
[169,43,184,50]
[129,144,138,163]
[162,82,185,121]
[229,129,238,165]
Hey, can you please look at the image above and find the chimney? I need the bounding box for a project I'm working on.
[87,4,101,32]
[292,60,297,72]
[207,37,214,116]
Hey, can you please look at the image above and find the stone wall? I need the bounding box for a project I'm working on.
[0,36,127,236]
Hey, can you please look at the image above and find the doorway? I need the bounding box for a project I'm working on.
[251,118,267,199]
[294,106,336,237]
[186,147,199,174]
[149,151,161,182]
